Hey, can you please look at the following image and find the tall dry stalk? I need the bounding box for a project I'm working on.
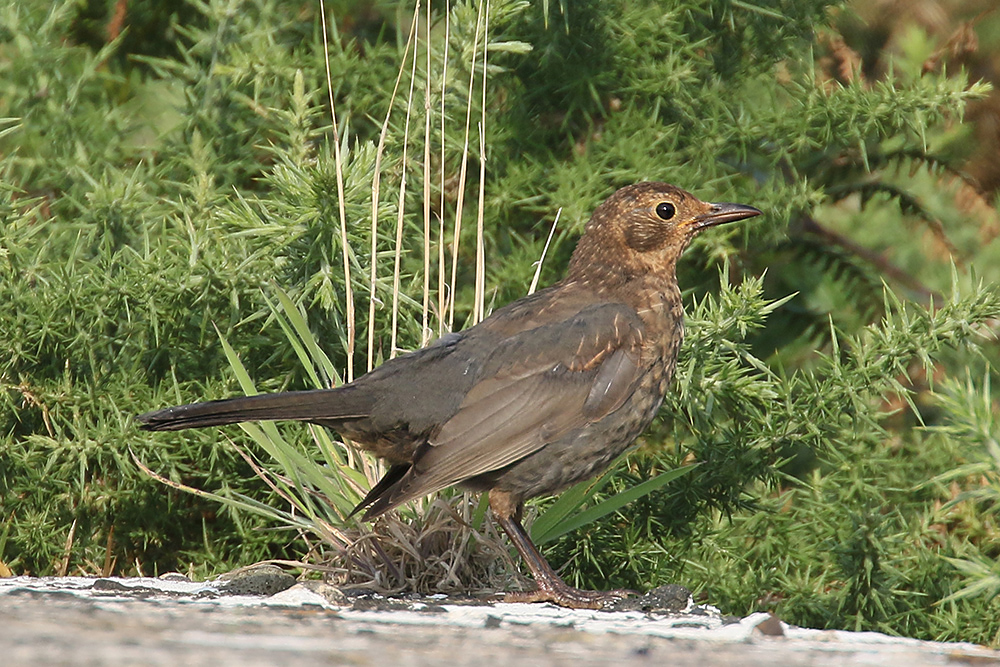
[447,0,485,331]
[529,209,561,295]
[421,0,433,346]
[473,0,490,324]
[318,0,354,382]
[390,6,422,359]
[437,1,450,336]
[316,0,493,500]
[368,14,418,372]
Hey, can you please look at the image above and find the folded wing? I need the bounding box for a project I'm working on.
[360,301,646,518]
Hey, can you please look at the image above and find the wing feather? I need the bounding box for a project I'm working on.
[361,301,648,517]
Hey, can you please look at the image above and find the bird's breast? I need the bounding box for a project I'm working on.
[480,315,684,502]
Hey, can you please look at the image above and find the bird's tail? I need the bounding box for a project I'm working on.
[135,387,370,431]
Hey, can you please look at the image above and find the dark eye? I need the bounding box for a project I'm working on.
[655,202,676,220]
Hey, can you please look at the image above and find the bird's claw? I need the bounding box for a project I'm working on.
[503,583,637,610]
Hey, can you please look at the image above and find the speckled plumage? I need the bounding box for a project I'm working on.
[137,182,761,609]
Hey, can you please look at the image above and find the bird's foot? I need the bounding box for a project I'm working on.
[503,581,637,610]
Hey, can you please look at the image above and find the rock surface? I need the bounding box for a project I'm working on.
[2,574,998,666]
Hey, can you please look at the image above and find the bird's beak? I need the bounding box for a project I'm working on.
[691,202,762,230]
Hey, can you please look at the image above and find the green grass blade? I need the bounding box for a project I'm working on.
[533,463,700,545]
[215,323,258,396]
[262,291,324,390]
[215,322,359,520]
[132,448,316,531]
[272,286,342,388]
[472,491,490,531]
[241,420,353,519]
[530,468,615,543]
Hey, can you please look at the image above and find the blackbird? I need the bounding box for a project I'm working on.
[137,182,761,609]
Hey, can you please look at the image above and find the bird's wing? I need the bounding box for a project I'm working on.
[361,301,647,517]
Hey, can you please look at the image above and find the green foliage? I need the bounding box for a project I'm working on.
[539,272,1000,643]
[3,0,1000,645]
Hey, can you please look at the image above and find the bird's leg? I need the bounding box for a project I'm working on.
[489,490,636,610]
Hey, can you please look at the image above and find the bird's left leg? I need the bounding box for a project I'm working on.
[489,490,636,610]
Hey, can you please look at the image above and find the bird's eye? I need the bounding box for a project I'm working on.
[655,202,676,220]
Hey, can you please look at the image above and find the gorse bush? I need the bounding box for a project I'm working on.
[2,0,1000,643]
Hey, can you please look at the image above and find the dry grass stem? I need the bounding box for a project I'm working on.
[102,526,117,577]
[421,0,433,346]
[473,3,489,323]
[368,15,417,371]
[390,6,421,359]
[326,498,520,595]
[437,1,451,335]
[447,0,485,330]
[56,518,77,577]
[474,122,486,323]
[318,0,354,382]
[193,1,517,598]
[529,208,561,295]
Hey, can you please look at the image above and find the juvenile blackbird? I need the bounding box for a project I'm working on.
[137,182,761,609]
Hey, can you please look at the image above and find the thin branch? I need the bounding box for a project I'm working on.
[800,215,941,302]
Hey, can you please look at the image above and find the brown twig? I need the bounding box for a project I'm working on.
[799,215,942,303]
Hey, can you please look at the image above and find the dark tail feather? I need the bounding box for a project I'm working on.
[136,387,370,431]
[350,463,411,519]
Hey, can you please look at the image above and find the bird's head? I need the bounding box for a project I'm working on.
[567,182,761,286]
